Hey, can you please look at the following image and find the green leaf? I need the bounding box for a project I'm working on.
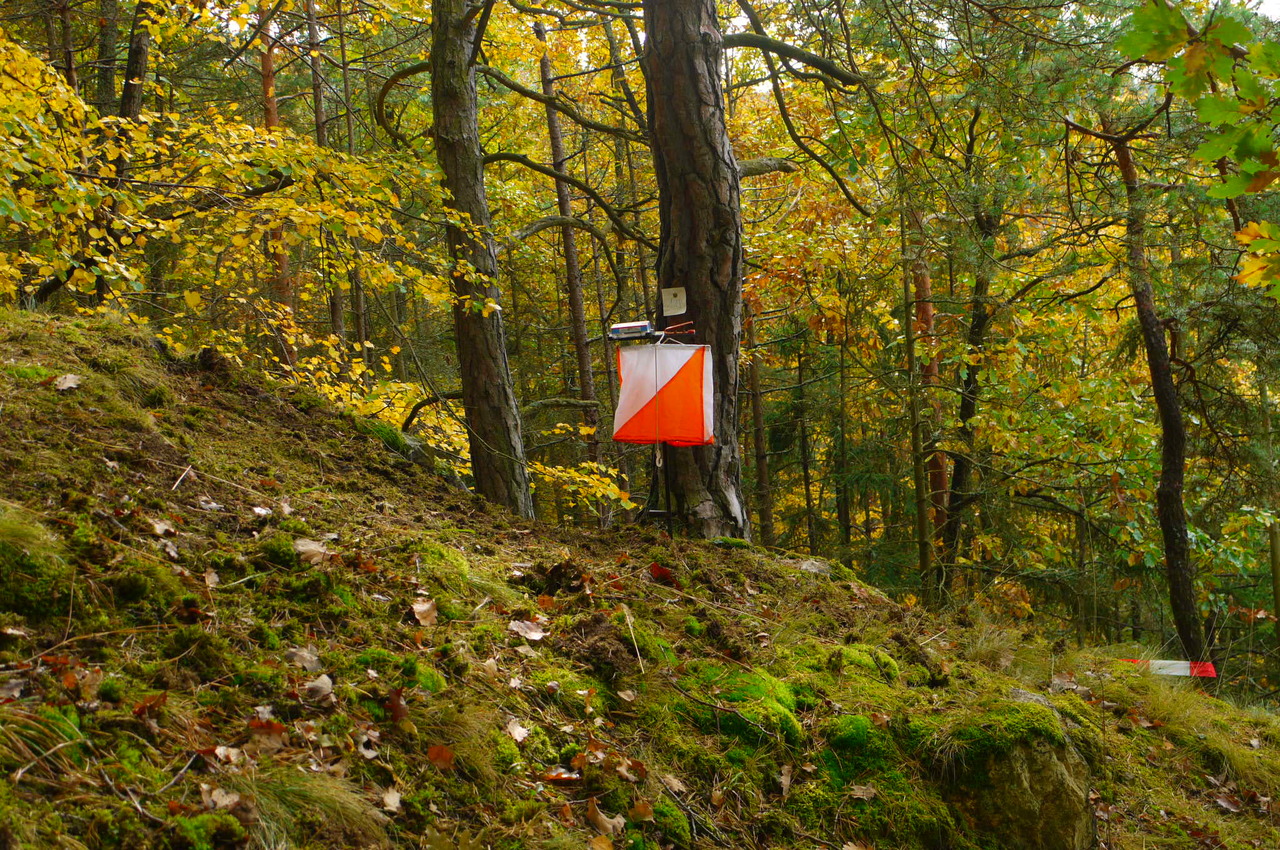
[1194,127,1243,162]
[1117,1,1190,61]
[1234,125,1274,161]
[1249,40,1280,77]
[1196,94,1242,127]
[1234,67,1269,106]
[1207,172,1253,198]
[1206,16,1252,51]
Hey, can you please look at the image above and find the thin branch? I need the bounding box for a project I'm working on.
[483,151,656,250]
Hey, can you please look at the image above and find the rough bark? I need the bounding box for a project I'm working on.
[53,0,78,90]
[94,0,119,113]
[643,0,749,539]
[119,1,152,120]
[536,23,600,463]
[431,0,534,517]
[1112,138,1204,662]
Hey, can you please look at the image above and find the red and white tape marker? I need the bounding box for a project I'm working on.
[1122,659,1217,678]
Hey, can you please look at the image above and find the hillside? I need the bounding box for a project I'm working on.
[1,310,1279,850]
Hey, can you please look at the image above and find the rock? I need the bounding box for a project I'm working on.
[1008,687,1052,708]
[794,558,830,575]
[949,738,1094,850]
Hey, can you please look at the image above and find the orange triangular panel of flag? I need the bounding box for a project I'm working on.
[612,345,713,446]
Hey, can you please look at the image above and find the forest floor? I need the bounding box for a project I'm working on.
[1,308,1279,850]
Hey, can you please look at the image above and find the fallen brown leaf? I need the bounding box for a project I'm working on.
[412,599,438,627]
[586,796,626,836]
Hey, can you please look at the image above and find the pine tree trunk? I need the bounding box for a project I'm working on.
[642,0,748,539]
[1112,137,1204,662]
[431,0,534,517]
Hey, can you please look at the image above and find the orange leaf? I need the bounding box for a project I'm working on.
[427,744,455,770]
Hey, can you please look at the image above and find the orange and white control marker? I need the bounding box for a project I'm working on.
[612,344,714,446]
[1122,659,1217,677]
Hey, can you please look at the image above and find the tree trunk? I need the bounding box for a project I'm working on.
[95,0,119,113]
[1112,137,1204,662]
[643,0,749,539]
[535,23,600,464]
[941,212,998,569]
[797,339,818,554]
[52,0,78,90]
[835,328,852,558]
[903,213,934,602]
[304,0,327,147]
[907,209,950,551]
[119,1,152,120]
[747,313,775,547]
[431,0,534,517]
[1261,379,1280,654]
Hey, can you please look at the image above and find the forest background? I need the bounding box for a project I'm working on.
[3,0,1280,692]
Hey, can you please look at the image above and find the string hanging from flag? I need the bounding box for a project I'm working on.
[612,344,714,446]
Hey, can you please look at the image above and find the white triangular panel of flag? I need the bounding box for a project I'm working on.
[612,344,714,446]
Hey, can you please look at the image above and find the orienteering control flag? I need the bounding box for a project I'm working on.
[1122,659,1217,678]
[613,344,714,446]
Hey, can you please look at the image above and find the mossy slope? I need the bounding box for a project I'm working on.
[0,310,1278,850]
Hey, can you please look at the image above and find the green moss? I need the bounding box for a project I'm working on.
[651,795,691,848]
[164,625,236,682]
[500,798,544,825]
[492,730,523,770]
[679,663,804,745]
[530,666,608,717]
[258,533,301,570]
[230,664,284,696]
[171,812,247,850]
[117,366,174,408]
[4,363,55,381]
[683,616,705,637]
[910,698,1065,779]
[0,511,72,621]
[710,536,751,549]
[621,617,678,665]
[98,677,124,704]
[248,621,282,650]
[839,769,956,847]
[290,386,328,412]
[356,418,413,457]
[399,655,446,693]
[786,782,842,831]
[832,643,899,681]
[277,517,311,536]
[822,715,895,782]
